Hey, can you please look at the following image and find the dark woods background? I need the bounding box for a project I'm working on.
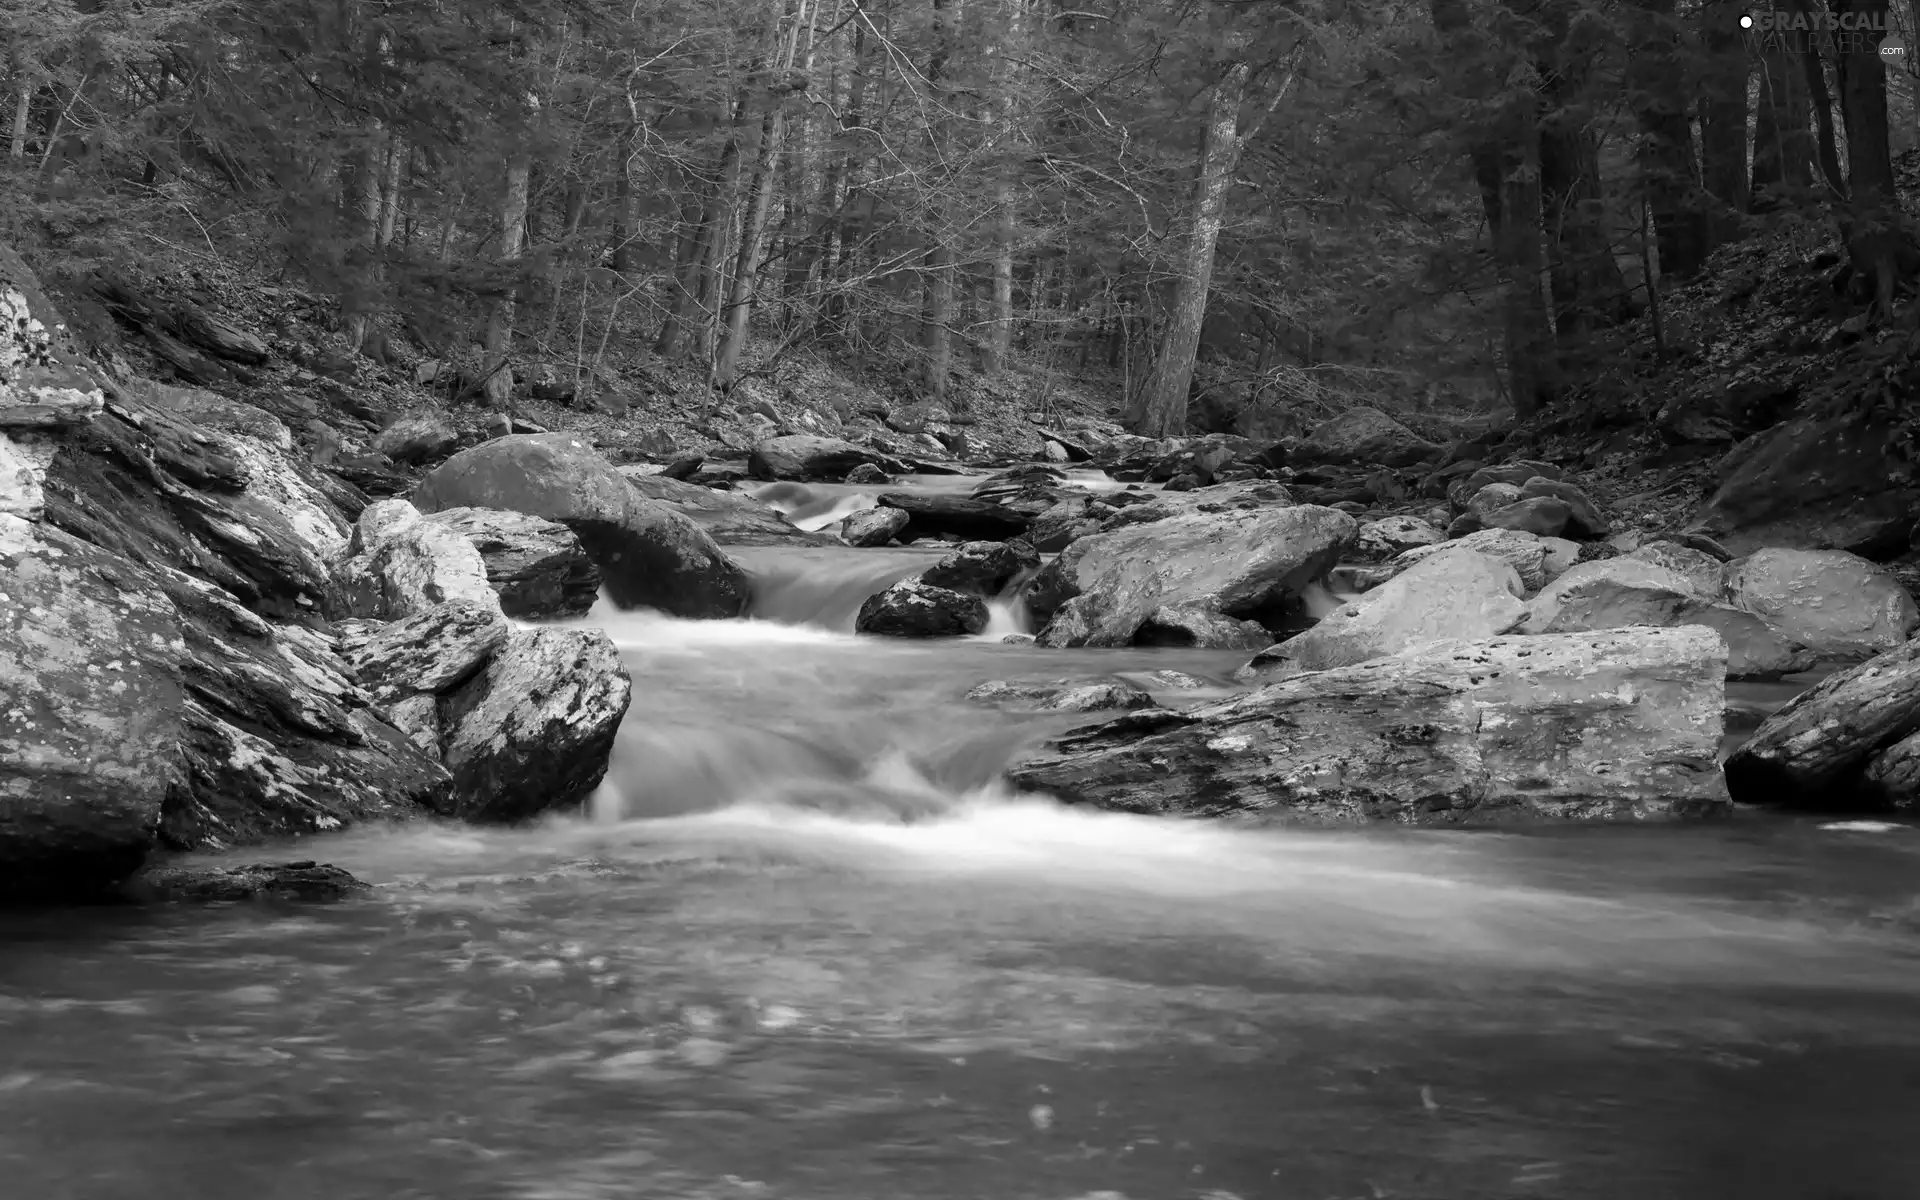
[3,0,1917,438]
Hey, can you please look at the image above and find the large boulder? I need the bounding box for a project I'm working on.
[0,518,185,897]
[1624,540,1727,597]
[435,627,632,822]
[412,434,748,617]
[1030,505,1356,648]
[1355,515,1443,560]
[337,500,503,619]
[855,579,988,637]
[1297,406,1440,468]
[1519,558,1713,632]
[621,467,825,546]
[1523,572,1813,681]
[1688,412,1919,560]
[1723,547,1918,661]
[425,507,600,620]
[1028,497,1107,553]
[1,243,104,429]
[1725,637,1920,809]
[748,435,906,482]
[1009,628,1731,823]
[1133,603,1273,649]
[1241,550,1526,678]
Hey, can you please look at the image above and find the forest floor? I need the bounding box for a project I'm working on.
[24,154,1920,541]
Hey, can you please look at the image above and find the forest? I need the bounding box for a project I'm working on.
[2,0,1918,442]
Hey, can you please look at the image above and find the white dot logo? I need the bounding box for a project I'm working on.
[1739,12,1754,27]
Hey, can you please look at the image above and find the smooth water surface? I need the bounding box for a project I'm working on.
[5,547,1920,1200]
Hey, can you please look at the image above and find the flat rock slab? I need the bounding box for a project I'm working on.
[1009,627,1730,824]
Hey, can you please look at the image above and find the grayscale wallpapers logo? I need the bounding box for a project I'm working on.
[1739,9,1907,62]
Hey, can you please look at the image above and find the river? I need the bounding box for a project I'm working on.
[4,537,1920,1200]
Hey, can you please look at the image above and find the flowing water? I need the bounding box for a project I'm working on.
[6,544,1920,1200]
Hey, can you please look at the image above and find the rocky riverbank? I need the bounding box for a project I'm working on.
[9,229,1920,904]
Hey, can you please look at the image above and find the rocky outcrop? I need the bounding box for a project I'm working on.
[0,518,190,897]
[412,433,748,617]
[1009,628,1731,823]
[1688,412,1918,560]
[1028,497,1108,552]
[1525,575,1813,681]
[423,507,600,619]
[1241,550,1526,678]
[1723,547,1918,662]
[1296,406,1439,468]
[748,434,907,481]
[1725,638,1920,810]
[1133,603,1273,649]
[1520,558,1710,632]
[855,579,988,637]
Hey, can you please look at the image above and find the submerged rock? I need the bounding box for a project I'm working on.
[1009,627,1730,823]
[856,579,988,637]
[965,679,1154,712]
[127,860,371,903]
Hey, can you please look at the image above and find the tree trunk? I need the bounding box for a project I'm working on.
[376,132,405,248]
[1625,0,1711,279]
[1752,40,1814,205]
[1698,0,1752,237]
[920,0,967,402]
[714,104,789,388]
[610,117,639,274]
[344,122,384,352]
[983,0,1025,376]
[1803,37,1847,196]
[657,101,747,361]
[7,78,27,159]
[1833,0,1910,318]
[1127,60,1251,438]
[482,152,533,409]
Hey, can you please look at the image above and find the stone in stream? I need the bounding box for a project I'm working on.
[875,491,1030,542]
[1861,731,1920,810]
[1028,504,1356,648]
[1724,637,1920,809]
[1027,496,1108,553]
[1008,627,1731,823]
[1723,547,1918,663]
[125,860,372,903]
[919,539,1039,596]
[412,433,749,617]
[435,627,633,823]
[965,679,1155,712]
[620,466,825,546]
[840,505,909,547]
[336,499,503,619]
[855,578,988,637]
[1239,549,1527,679]
[423,506,601,620]
[1453,495,1574,539]
[747,434,908,482]
[1518,476,1609,539]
